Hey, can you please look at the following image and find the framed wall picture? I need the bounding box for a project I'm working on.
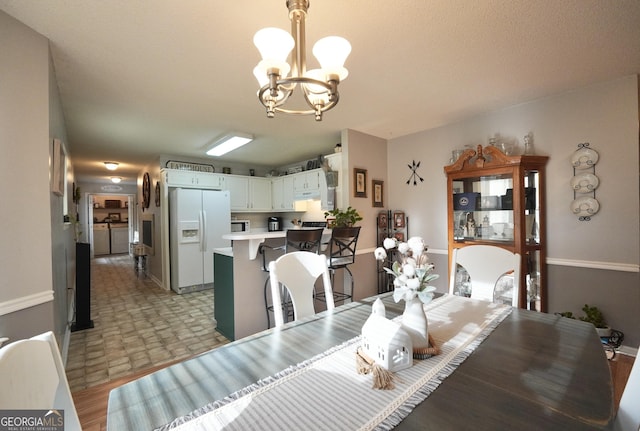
[372,180,384,207]
[377,211,388,228]
[51,138,65,196]
[393,211,406,228]
[354,168,367,198]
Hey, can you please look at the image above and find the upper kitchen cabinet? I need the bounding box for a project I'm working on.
[249,177,272,211]
[164,169,226,189]
[444,145,548,312]
[225,175,249,210]
[226,175,272,212]
[272,176,295,211]
[293,169,321,199]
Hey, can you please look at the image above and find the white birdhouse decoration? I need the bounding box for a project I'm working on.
[361,299,413,372]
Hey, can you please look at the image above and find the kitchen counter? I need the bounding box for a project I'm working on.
[213,247,233,258]
[222,228,331,260]
[217,228,331,339]
[222,230,286,261]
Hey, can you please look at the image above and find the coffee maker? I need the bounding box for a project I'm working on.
[268,216,282,231]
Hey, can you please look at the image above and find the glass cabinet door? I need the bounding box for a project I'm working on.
[452,173,514,243]
[523,169,541,244]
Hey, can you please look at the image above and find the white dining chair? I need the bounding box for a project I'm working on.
[449,245,521,307]
[268,251,335,327]
[613,349,640,431]
[0,331,82,431]
[262,228,325,327]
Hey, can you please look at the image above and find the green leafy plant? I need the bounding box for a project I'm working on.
[324,206,363,227]
[579,304,608,329]
[557,304,608,329]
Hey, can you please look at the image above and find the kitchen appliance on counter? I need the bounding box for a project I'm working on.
[170,188,231,294]
[231,219,250,232]
[268,216,282,231]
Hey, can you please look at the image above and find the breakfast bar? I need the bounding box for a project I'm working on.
[215,229,332,340]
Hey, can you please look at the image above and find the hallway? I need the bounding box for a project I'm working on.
[66,254,229,392]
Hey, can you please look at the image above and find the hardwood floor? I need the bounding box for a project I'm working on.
[609,352,635,410]
[73,355,195,431]
[73,352,635,430]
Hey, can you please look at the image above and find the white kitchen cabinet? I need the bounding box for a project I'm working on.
[271,175,295,211]
[293,169,321,197]
[227,176,273,212]
[164,169,225,189]
[249,177,272,211]
[225,175,250,210]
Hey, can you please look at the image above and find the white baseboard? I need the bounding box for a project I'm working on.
[617,345,638,357]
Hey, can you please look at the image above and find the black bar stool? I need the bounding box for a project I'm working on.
[316,226,361,305]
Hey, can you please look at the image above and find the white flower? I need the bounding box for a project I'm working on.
[402,263,416,278]
[397,242,410,254]
[407,237,425,255]
[405,277,421,290]
[374,247,387,261]
[383,237,397,250]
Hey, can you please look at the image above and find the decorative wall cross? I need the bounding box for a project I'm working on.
[406,160,424,186]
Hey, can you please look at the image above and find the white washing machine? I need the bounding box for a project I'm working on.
[93,223,110,255]
[110,223,129,254]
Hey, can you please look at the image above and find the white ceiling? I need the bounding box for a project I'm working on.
[1,0,639,185]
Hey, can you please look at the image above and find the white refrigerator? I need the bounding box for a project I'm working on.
[169,188,231,294]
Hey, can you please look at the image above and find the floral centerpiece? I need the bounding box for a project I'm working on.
[374,236,439,354]
[374,236,439,304]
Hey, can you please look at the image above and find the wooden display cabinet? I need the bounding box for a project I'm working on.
[444,145,549,311]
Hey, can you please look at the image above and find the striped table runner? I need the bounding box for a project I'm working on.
[158,295,512,431]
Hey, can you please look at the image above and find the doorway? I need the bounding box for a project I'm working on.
[87,193,136,258]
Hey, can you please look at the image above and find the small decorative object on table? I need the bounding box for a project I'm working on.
[358,298,411,389]
[374,237,440,358]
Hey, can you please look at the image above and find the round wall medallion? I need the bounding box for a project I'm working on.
[142,172,151,209]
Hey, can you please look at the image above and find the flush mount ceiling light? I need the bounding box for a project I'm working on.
[206,133,254,157]
[104,162,119,171]
[111,177,122,183]
[253,0,351,121]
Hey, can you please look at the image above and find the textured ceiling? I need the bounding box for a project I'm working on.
[1,0,639,185]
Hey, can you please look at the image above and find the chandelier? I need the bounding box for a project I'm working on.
[253,0,351,121]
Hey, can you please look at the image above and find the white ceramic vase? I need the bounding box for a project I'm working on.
[401,296,429,349]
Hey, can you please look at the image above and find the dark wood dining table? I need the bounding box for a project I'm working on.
[107,294,614,430]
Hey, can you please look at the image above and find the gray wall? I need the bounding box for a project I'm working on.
[0,11,64,343]
[384,75,640,347]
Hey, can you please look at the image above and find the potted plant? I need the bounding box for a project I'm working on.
[558,304,611,338]
[324,206,362,228]
[579,304,611,338]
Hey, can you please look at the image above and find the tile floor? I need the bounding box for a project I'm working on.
[66,254,230,392]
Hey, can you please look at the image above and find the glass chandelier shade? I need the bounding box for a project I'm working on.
[253,1,351,121]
